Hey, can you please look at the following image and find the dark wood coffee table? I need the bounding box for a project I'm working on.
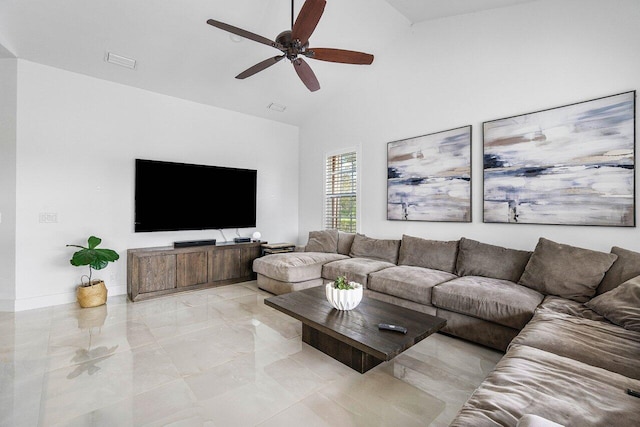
[264,286,446,373]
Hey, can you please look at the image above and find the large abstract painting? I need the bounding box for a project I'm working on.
[388,126,472,222]
[483,91,635,226]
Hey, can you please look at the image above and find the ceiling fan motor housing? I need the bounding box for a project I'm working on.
[276,30,310,61]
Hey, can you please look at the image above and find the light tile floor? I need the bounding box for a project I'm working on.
[0,281,503,426]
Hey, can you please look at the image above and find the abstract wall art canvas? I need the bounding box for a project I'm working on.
[388,126,471,222]
[483,91,635,226]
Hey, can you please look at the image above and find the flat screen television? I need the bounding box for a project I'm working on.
[135,158,257,232]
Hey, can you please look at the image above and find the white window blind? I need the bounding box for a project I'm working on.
[325,150,357,232]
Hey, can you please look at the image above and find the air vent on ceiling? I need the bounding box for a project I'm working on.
[105,52,137,70]
[267,103,286,112]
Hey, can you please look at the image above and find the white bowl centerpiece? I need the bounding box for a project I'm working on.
[325,276,363,311]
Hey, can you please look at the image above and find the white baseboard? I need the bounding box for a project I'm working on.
[12,284,127,312]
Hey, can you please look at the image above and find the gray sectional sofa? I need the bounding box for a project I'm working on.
[253,229,640,426]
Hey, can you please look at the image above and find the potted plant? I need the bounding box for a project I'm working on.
[325,275,363,311]
[67,236,120,308]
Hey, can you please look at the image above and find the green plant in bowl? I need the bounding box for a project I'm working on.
[333,275,355,290]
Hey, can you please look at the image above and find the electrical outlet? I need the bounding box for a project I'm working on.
[38,212,58,223]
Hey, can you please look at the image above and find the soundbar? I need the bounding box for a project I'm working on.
[233,237,251,243]
[174,239,217,248]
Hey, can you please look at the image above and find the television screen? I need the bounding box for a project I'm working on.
[135,159,257,232]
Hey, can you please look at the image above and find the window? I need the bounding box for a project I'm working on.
[324,149,357,232]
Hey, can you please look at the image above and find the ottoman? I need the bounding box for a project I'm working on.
[253,251,349,295]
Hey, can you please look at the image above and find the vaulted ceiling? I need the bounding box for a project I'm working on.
[0,0,538,126]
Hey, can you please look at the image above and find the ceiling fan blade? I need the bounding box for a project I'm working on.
[292,58,320,92]
[306,48,374,64]
[206,19,284,51]
[291,0,326,46]
[236,55,285,79]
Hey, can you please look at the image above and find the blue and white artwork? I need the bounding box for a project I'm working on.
[483,91,635,226]
[387,126,471,222]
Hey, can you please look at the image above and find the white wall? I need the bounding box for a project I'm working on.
[0,58,17,310]
[299,0,640,252]
[14,60,299,310]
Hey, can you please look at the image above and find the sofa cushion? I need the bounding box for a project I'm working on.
[397,234,459,273]
[367,265,457,306]
[252,252,348,283]
[348,234,401,264]
[304,229,338,253]
[510,308,640,380]
[365,290,437,316]
[436,308,519,352]
[337,231,356,256]
[518,237,617,303]
[322,257,395,287]
[597,246,640,295]
[455,237,531,282]
[586,275,640,332]
[256,275,323,295]
[432,276,544,329]
[537,295,606,322]
[450,344,640,427]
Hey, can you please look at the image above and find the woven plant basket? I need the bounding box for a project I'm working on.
[77,280,108,308]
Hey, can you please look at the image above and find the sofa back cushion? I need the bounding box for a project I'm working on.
[305,229,338,253]
[349,234,401,264]
[337,231,356,256]
[586,275,640,332]
[456,237,531,282]
[518,237,618,302]
[596,246,640,295]
[398,234,459,274]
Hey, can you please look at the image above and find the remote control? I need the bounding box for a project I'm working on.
[628,389,640,398]
[378,323,407,334]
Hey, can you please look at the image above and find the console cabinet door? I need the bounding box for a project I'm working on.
[209,247,241,282]
[240,245,261,277]
[137,254,176,293]
[177,251,208,287]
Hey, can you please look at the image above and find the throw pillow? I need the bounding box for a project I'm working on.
[349,234,401,264]
[398,234,459,273]
[586,275,640,332]
[596,246,640,295]
[456,237,531,282]
[304,229,338,253]
[337,231,356,256]
[518,237,618,302]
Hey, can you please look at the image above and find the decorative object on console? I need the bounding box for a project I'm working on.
[325,275,363,310]
[261,242,296,255]
[66,236,120,308]
[483,91,635,226]
[252,231,262,241]
[387,125,472,222]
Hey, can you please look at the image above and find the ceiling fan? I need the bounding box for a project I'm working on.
[206,0,374,92]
